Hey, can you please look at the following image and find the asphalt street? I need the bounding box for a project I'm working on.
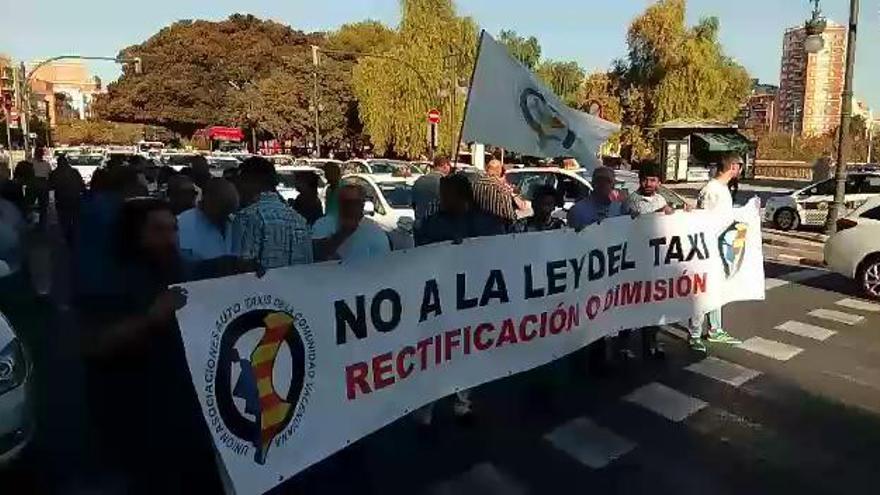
[3,257,880,495]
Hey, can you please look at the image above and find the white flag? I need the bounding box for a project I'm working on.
[462,31,619,169]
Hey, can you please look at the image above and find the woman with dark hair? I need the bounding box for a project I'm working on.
[78,197,222,493]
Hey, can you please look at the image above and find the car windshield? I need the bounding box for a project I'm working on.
[277,171,325,189]
[369,161,401,174]
[162,155,196,166]
[66,154,104,167]
[378,182,413,209]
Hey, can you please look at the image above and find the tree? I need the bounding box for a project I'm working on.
[52,119,153,145]
[498,30,541,69]
[579,0,751,160]
[352,0,478,157]
[536,60,585,106]
[93,15,321,136]
[325,21,398,152]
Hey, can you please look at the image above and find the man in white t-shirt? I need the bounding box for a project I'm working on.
[313,184,391,262]
[688,152,743,353]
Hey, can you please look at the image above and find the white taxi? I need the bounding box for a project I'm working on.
[764,172,880,230]
[824,196,880,299]
[341,174,416,250]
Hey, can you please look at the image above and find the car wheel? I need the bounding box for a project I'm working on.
[857,255,880,301]
[773,208,799,231]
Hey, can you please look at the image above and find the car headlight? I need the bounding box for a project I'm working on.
[0,339,27,395]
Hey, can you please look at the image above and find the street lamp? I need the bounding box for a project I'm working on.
[19,55,141,156]
[804,0,827,54]
[821,0,860,234]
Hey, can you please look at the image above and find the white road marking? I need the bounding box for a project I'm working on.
[686,357,762,387]
[775,320,837,341]
[808,308,865,326]
[544,417,636,469]
[624,382,707,422]
[736,337,803,361]
[427,463,527,495]
[835,298,880,313]
[765,278,789,290]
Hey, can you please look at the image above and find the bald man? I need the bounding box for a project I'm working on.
[177,178,240,262]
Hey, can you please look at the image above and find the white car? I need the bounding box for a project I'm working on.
[505,167,688,219]
[824,196,880,299]
[275,166,327,203]
[343,159,415,178]
[764,172,880,231]
[64,153,105,184]
[341,174,415,250]
[293,158,343,170]
[0,309,31,465]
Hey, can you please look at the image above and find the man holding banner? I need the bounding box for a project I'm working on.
[687,152,745,353]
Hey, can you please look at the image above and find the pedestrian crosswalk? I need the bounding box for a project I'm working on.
[428,292,880,494]
[808,308,865,326]
[775,320,836,341]
[737,336,804,361]
[685,356,761,387]
[544,417,636,469]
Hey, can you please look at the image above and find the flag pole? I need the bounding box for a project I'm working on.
[455,30,486,168]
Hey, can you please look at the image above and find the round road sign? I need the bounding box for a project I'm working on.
[427,109,441,124]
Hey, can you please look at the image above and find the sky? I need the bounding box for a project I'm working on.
[1,0,878,111]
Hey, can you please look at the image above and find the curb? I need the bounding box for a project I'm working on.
[765,254,825,268]
[762,237,824,252]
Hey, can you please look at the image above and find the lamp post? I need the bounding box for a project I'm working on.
[20,55,141,157]
[809,0,859,234]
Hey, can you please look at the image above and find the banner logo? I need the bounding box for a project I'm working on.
[519,88,576,149]
[211,304,315,465]
[718,222,748,278]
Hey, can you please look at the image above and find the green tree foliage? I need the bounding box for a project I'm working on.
[755,122,879,163]
[498,30,542,69]
[536,60,585,106]
[353,0,477,157]
[578,0,750,160]
[93,15,321,136]
[52,119,155,145]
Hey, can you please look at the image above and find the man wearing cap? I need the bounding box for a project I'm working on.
[231,157,313,269]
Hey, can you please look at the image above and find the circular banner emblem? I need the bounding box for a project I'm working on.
[205,299,316,465]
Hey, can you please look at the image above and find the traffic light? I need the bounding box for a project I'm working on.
[1,89,12,110]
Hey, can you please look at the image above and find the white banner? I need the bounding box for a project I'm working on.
[175,200,765,495]
[461,30,619,169]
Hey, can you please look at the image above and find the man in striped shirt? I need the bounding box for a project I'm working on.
[472,159,519,227]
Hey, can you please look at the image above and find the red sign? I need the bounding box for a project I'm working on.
[427,109,441,124]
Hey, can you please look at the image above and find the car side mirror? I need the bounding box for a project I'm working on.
[364,200,376,216]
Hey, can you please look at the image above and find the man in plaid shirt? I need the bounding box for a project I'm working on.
[231,157,313,269]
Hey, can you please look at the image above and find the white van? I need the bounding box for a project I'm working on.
[764,172,880,230]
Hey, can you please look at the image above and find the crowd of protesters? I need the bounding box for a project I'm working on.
[0,148,744,492]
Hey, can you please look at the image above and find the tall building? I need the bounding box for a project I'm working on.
[27,59,103,127]
[739,79,778,134]
[777,21,846,137]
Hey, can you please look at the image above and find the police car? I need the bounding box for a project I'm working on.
[763,172,880,230]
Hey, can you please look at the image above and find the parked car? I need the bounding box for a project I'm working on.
[293,158,343,170]
[505,167,688,219]
[65,152,105,184]
[343,159,413,177]
[206,155,241,174]
[764,172,880,230]
[0,309,32,465]
[824,196,880,300]
[276,166,327,203]
[341,174,416,250]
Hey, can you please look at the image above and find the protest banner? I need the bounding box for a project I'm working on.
[175,200,765,495]
[461,30,619,170]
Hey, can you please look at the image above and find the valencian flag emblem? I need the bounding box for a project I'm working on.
[217,310,305,465]
[718,222,748,279]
